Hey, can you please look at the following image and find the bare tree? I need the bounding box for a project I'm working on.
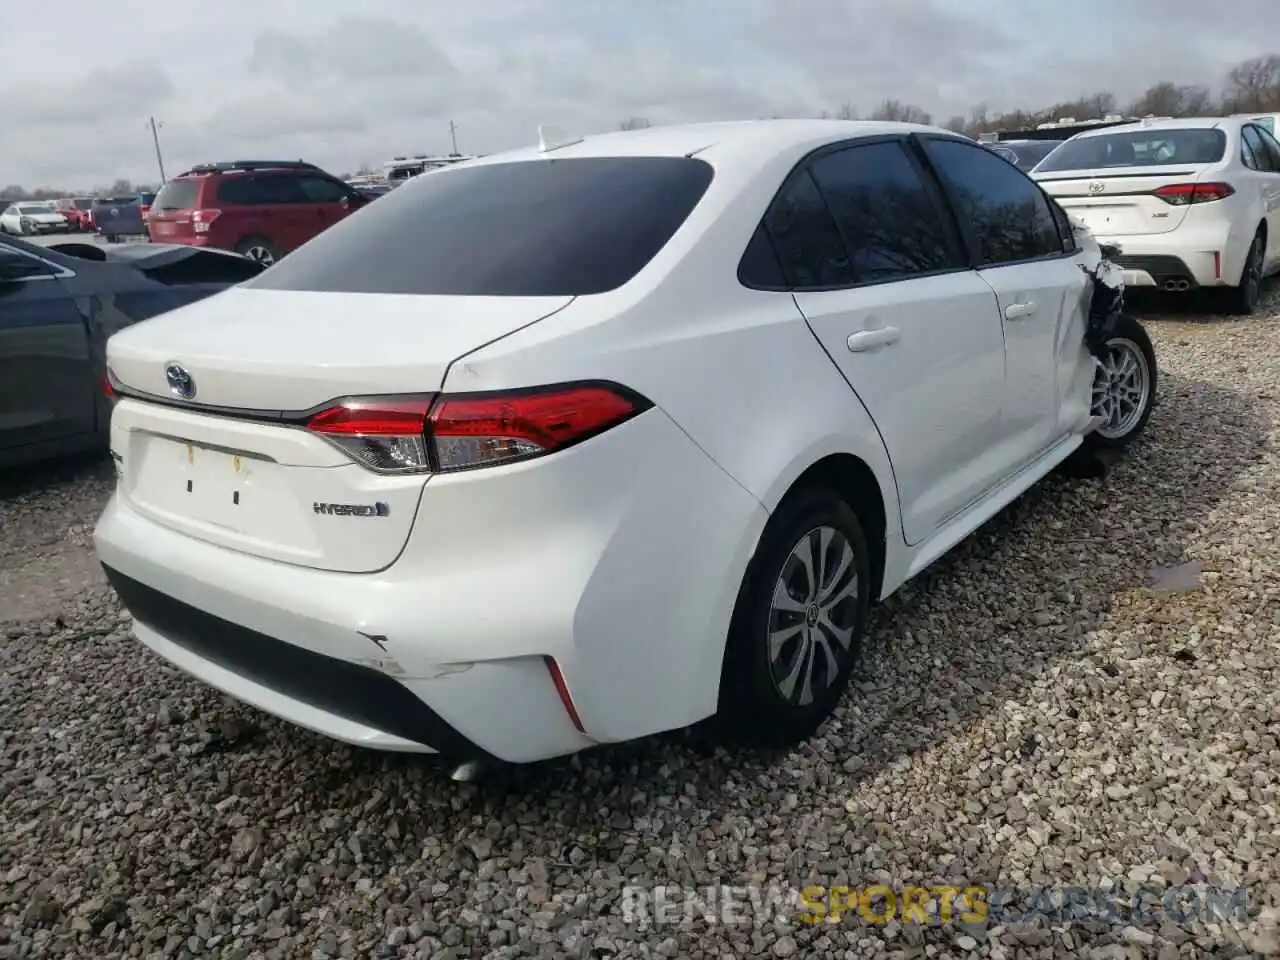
[619,116,652,131]
[1127,81,1214,118]
[869,99,932,124]
[1222,55,1280,112]
[944,115,967,133]
[836,102,858,120]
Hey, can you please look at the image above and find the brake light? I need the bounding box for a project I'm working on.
[101,373,116,403]
[1152,182,1234,205]
[192,209,221,234]
[304,382,649,475]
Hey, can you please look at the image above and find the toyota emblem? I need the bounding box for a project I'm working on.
[164,362,196,400]
[1087,181,1106,195]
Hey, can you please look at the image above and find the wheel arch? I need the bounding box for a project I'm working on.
[781,453,889,603]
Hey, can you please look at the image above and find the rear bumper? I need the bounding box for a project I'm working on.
[104,566,469,755]
[94,406,768,763]
[1093,221,1251,289]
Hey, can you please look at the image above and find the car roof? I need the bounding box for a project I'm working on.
[1068,117,1229,140]
[463,119,966,169]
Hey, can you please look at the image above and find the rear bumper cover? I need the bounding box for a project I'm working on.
[94,405,768,763]
[103,564,488,759]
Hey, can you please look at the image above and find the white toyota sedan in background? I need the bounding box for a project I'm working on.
[94,120,1157,771]
[1032,116,1280,314]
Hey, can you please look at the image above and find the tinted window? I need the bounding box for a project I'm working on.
[74,198,93,210]
[1035,128,1227,172]
[250,157,713,296]
[1049,199,1076,253]
[737,223,786,288]
[922,137,1063,266]
[1012,141,1064,171]
[760,170,854,288]
[216,174,307,205]
[809,142,962,283]
[1242,126,1275,172]
[1240,132,1260,169]
[0,247,51,280]
[154,180,200,211]
[297,175,350,203]
[1256,126,1280,170]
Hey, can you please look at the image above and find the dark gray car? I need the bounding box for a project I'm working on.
[0,236,264,468]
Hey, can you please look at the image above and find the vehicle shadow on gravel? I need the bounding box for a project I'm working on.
[0,450,110,504]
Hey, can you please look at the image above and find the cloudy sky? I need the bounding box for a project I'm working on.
[2,0,1275,189]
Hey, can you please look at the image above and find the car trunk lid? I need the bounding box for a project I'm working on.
[106,288,573,572]
[1035,165,1216,236]
[146,179,202,242]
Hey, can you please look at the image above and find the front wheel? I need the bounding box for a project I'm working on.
[715,488,871,748]
[1086,313,1157,450]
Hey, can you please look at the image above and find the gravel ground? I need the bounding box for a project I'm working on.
[2,287,1279,960]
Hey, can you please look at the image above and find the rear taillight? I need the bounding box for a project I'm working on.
[101,373,116,403]
[304,382,650,475]
[192,209,221,234]
[1152,182,1234,205]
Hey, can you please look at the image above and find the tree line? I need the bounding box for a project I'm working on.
[5,54,1278,200]
[0,178,157,204]
[621,52,1280,137]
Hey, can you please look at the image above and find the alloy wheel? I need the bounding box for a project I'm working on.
[767,526,860,707]
[1091,337,1151,440]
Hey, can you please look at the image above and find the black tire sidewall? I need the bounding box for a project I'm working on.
[718,487,871,746]
[1086,313,1158,450]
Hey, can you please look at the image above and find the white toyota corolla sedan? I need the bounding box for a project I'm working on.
[1032,116,1280,314]
[94,120,1158,770]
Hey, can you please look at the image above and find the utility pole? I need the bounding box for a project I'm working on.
[148,116,167,183]
[448,120,459,155]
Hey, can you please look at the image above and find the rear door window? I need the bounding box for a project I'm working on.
[1242,125,1276,172]
[808,140,964,284]
[249,156,715,296]
[296,176,351,203]
[755,170,854,288]
[152,180,200,211]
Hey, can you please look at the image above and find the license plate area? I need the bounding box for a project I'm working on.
[129,435,283,536]
[152,221,174,235]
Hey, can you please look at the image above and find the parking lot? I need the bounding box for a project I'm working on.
[2,285,1279,958]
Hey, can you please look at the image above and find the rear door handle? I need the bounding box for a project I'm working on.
[1004,302,1037,321]
[846,327,901,352]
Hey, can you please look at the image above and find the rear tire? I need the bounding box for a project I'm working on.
[1222,229,1265,316]
[1086,313,1157,451]
[235,236,279,266]
[715,487,871,749]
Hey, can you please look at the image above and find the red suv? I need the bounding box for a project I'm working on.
[145,160,369,265]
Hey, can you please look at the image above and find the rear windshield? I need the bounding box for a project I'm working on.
[1013,141,1063,170]
[249,156,715,296]
[1035,128,1227,172]
[153,180,200,211]
[74,198,93,210]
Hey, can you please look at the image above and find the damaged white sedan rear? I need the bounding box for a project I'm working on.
[93,120,1157,770]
